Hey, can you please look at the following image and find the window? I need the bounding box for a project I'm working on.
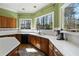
[36,12,54,30]
[61,3,79,32]
[20,19,32,29]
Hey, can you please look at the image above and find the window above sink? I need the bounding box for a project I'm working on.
[35,12,54,30]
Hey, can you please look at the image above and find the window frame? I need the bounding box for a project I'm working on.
[19,18,32,29]
[60,3,79,32]
[34,12,54,30]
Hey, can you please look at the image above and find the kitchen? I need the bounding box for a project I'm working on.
[0,3,79,56]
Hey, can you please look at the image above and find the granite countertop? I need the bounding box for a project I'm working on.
[0,30,79,56]
[0,37,20,56]
[29,33,79,56]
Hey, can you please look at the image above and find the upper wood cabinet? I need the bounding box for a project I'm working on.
[0,16,2,28]
[0,16,16,28]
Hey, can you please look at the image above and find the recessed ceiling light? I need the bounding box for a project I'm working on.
[33,5,37,8]
[22,8,25,10]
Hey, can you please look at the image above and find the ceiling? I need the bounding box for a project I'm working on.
[0,3,49,13]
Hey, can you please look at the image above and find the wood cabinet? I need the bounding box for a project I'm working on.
[15,34,22,42]
[28,35,40,49]
[49,41,54,56]
[28,35,35,45]
[49,41,63,56]
[40,37,49,55]
[28,34,49,55]
[35,36,41,49]
[28,34,63,56]
[1,16,6,28]
[54,46,63,56]
[0,16,2,27]
[7,46,19,56]
[0,16,16,28]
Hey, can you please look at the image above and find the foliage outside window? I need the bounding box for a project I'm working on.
[64,3,79,32]
[36,13,53,30]
[20,19,31,29]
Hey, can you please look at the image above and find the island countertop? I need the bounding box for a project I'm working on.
[29,33,79,56]
[0,37,20,56]
[0,30,79,56]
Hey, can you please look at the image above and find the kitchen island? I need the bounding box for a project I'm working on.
[0,37,20,56]
[0,29,79,56]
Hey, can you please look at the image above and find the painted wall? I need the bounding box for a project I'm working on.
[18,13,33,19]
[0,8,17,18]
[18,4,60,29]
[0,4,61,29]
[32,4,60,29]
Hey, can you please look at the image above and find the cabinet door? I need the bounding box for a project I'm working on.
[0,16,16,28]
[49,41,54,56]
[1,16,6,28]
[0,16,2,28]
[54,47,63,56]
[28,35,31,43]
[32,35,36,46]
[16,34,22,42]
[40,37,49,55]
[28,35,41,49]
[35,36,41,49]
[6,17,10,28]
[11,19,16,28]
[28,35,36,45]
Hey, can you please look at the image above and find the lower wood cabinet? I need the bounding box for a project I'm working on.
[49,41,54,56]
[7,46,19,56]
[0,34,63,56]
[28,34,49,55]
[49,41,63,56]
[40,37,49,55]
[15,34,22,42]
[28,35,41,49]
[34,36,41,49]
[28,34,63,56]
[53,46,63,56]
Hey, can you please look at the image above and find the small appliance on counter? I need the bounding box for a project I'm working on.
[56,29,64,40]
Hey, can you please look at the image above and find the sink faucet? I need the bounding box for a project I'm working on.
[37,27,41,35]
[38,30,41,35]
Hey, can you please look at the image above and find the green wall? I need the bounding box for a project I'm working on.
[32,3,60,28]
[18,13,33,19]
[0,8,17,18]
[0,3,62,29]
